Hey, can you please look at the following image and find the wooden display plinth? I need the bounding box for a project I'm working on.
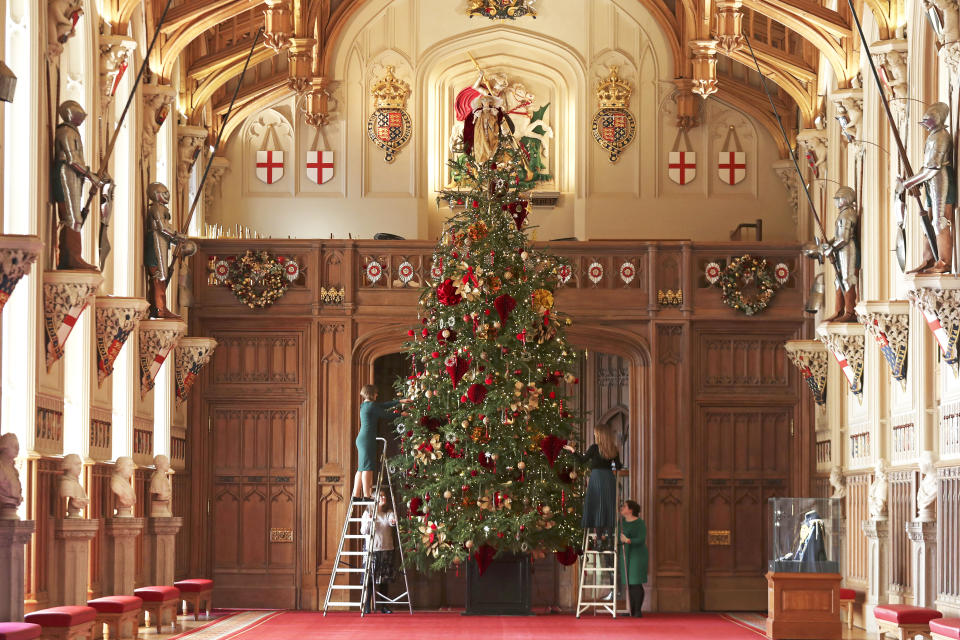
[766,571,842,640]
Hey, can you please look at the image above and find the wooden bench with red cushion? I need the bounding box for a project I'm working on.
[86,596,142,640]
[133,586,180,633]
[174,579,214,620]
[839,588,856,630]
[931,619,960,640]
[0,623,42,640]
[875,605,943,640]
[23,606,97,640]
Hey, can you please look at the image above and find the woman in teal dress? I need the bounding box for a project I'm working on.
[618,499,649,617]
[352,384,406,500]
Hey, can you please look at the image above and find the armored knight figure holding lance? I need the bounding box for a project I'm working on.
[52,100,106,271]
[804,186,861,322]
[897,102,956,274]
[144,182,196,319]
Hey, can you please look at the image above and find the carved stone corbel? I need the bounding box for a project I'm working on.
[784,339,829,405]
[855,300,910,386]
[138,319,186,397]
[95,296,149,386]
[142,85,177,161]
[796,129,828,178]
[714,0,744,53]
[176,125,208,193]
[831,88,863,144]
[304,77,332,127]
[47,0,83,60]
[43,271,103,370]
[173,337,217,403]
[202,157,230,214]
[672,78,699,129]
[689,40,719,98]
[870,39,908,121]
[927,0,960,74]
[287,38,316,95]
[817,322,865,400]
[907,275,960,370]
[771,160,799,224]
[263,0,293,52]
[0,235,42,315]
[98,35,136,108]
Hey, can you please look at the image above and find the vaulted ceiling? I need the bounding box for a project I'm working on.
[110,0,897,152]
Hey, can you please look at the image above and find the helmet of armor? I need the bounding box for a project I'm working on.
[147,182,170,206]
[180,239,198,258]
[920,102,950,130]
[833,186,856,209]
[58,100,86,126]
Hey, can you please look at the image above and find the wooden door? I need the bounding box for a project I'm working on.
[699,407,792,610]
[209,405,301,608]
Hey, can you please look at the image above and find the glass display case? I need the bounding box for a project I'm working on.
[768,497,840,573]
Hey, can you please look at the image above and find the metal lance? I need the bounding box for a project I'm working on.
[742,36,846,292]
[846,0,940,260]
[79,0,175,227]
[164,26,264,282]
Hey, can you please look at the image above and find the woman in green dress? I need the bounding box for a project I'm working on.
[618,499,649,617]
[352,384,407,500]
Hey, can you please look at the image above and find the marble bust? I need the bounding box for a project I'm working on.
[916,451,938,522]
[149,454,173,517]
[829,466,846,500]
[111,456,137,517]
[60,453,89,518]
[868,458,888,520]
[0,433,23,519]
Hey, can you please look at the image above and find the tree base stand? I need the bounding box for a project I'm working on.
[464,553,532,616]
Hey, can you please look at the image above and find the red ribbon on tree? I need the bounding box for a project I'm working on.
[462,266,479,286]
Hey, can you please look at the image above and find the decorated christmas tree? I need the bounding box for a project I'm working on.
[392,128,582,573]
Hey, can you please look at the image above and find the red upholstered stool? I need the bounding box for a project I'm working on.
[174,579,214,620]
[86,596,142,640]
[24,606,97,640]
[133,586,180,633]
[839,588,856,630]
[874,604,942,640]
[931,619,960,640]
[0,623,42,640]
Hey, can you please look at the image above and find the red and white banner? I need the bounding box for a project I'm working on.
[306,151,334,184]
[920,306,955,361]
[255,150,284,184]
[667,151,696,185]
[718,151,746,185]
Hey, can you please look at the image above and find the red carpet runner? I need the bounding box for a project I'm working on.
[174,611,767,639]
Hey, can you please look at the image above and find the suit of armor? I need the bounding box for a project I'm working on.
[900,102,956,273]
[803,186,860,322]
[144,182,196,319]
[52,101,98,271]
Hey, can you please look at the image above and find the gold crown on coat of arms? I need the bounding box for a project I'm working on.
[370,66,410,109]
[596,66,632,109]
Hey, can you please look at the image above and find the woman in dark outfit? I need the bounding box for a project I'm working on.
[563,423,623,545]
[619,500,648,617]
[352,384,407,500]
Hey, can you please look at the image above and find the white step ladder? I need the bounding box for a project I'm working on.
[323,437,412,616]
[575,467,630,618]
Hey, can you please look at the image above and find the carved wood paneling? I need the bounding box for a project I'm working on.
[210,333,303,389]
[939,466,960,601]
[941,401,960,458]
[35,394,64,456]
[90,407,112,461]
[174,473,190,579]
[888,470,914,594]
[700,335,790,391]
[845,473,870,585]
[24,459,59,611]
[85,463,115,598]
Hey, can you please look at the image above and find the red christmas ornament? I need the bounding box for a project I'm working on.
[444,354,472,388]
[437,278,462,306]
[467,383,488,404]
[409,497,424,516]
[431,351,440,358]
[408,329,415,337]
[474,544,497,576]
[503,200,529,230]
[494,294,516,324]
[555,546,578,566]
[539,434,567,467]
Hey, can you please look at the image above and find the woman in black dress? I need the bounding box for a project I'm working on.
[564,423,622,547]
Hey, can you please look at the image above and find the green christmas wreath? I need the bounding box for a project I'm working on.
[716,254,777,316]
[213,250,299,309]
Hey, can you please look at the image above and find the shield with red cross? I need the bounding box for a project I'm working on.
[718,151,746,185]
[306,151,334,184]
[667,151,696,185]
[255,150,284,184]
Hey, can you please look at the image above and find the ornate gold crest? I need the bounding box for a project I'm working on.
[467,0,537,20]
[370,65,410,110]
[592,66,636,163]
[596,66,632,109]
[368,66,413,163]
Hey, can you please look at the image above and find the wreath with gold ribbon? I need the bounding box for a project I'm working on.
[715,254,778,316]
[215,250,298,309]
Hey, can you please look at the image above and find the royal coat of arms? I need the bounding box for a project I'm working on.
[467,0,537,20]
[591,67,636,162]
[367,66,413,163]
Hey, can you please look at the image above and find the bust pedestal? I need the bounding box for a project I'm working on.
[906,520,937,608]
[861,519,889,632]
[49,518,99,606]
[0,519,35,620]
[145,517,182,586]
[103,517,145,595]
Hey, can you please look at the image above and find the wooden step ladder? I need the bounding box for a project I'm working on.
[323,437,412,616]
[575,466,629,618]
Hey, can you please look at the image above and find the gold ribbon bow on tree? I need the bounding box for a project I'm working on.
[414,434,444,462]
[454,263,485,301]
[419,521,447,556]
